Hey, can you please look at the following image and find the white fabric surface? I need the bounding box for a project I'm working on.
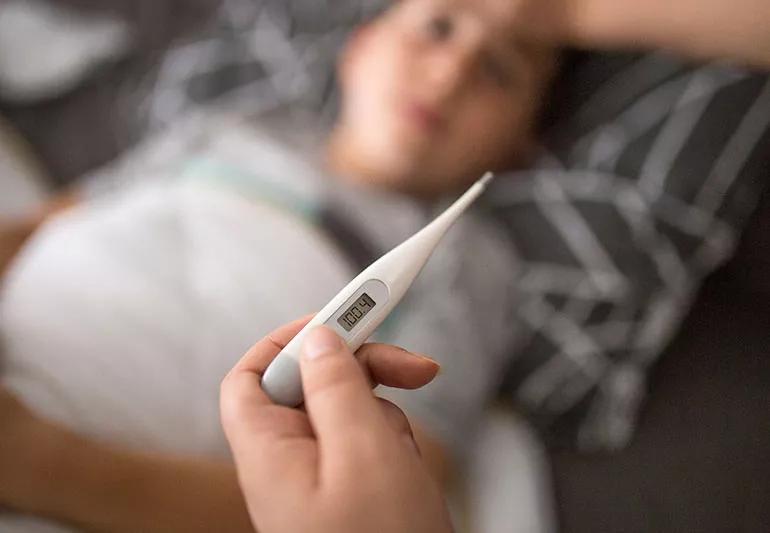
[467,410,557,533]
[1,182,352,455]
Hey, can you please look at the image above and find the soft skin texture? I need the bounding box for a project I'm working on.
[220,320,453,533]
[481,0,770,68]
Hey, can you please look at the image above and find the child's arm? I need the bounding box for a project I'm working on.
[510,0,770,67]
[0,386,254,533]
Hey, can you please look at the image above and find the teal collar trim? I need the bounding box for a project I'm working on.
[180,156,321,223]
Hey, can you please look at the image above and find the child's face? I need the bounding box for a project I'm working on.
[334,0,556,196]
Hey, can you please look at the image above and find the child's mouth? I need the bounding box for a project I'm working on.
[400,100,446,135]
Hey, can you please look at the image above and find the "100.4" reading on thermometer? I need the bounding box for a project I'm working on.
[337,293,377,332]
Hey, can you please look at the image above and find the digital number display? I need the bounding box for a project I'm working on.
[337,293,377,332]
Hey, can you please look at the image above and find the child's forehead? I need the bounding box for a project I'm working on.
[399,0,518,24]
[393,0,524,43]
[392,0,549,62]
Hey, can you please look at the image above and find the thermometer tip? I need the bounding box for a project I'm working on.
[479,172,495,188]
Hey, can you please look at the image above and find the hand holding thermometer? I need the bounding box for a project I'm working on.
[262,172,495,406]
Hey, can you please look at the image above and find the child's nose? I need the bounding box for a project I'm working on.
[423,47,475,100]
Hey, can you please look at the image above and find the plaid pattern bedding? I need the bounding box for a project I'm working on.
[144,0,384,128]
[494,55,770,447]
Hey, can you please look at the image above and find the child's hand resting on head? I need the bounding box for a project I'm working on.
[498,0,770,67]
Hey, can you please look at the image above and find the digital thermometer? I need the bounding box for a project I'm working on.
[262,172,494,406]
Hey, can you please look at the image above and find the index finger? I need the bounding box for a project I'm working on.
[220,315,313,440]
[230,314,314,376]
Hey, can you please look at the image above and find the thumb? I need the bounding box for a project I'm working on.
[300,327,390,453]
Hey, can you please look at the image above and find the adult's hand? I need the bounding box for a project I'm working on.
[220,318,454,533]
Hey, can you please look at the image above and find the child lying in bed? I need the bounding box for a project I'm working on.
[0,0,556,530]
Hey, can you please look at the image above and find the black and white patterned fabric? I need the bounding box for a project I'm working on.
[142,3,770,451]
[492,54,770,449]
[144,0,385,129]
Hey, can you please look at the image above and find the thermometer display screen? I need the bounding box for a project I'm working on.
[337,293,377,332]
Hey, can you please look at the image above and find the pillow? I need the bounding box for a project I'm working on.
[491,53,770,450]
[143,0,386,129]
[0,0,132,103]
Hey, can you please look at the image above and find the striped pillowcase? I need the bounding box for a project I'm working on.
[492,53,770,450]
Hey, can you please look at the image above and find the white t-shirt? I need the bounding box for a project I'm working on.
[0,107,518,465]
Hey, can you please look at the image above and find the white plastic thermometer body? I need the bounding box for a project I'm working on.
[262,172,494,406]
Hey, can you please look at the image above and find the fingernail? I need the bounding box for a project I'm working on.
[303,327,342,360]
[415,353,441,369]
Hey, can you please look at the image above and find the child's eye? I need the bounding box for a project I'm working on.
[425,14,453,41]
